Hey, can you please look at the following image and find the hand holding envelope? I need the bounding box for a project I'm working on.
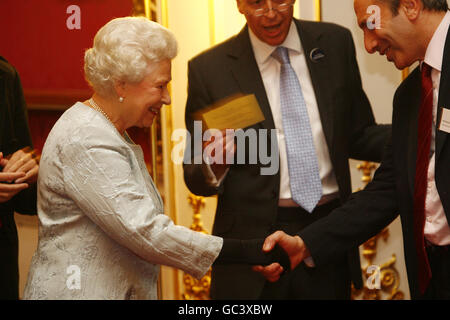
[203,129,236,178]
[194,94,266,177]
[193,94,265,131]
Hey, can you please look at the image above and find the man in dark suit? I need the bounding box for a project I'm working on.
[0,56,38,300]
[258,0,450,300]
[183,0,390,299]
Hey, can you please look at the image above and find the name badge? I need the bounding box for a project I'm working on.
[438,107,450,133]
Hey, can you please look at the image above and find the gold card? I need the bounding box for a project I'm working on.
[193,94,265,130]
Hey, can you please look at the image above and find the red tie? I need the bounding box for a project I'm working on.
[413,63,433,295]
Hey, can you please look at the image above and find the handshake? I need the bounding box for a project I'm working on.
[215,231,311,283]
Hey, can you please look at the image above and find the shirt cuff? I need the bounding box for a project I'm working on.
[303,256,316,268]
[195,153,229,187]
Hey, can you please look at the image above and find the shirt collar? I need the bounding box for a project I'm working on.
[424,10,450,72]
[248,21,302,65]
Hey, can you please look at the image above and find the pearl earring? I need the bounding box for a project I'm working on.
[119,97,124,103]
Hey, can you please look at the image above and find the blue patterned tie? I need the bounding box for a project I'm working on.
[272,46,322,213]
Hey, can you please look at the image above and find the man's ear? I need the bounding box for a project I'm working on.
[399,0,422,20]
[236,0,245,14]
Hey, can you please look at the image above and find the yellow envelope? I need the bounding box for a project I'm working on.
[193,94,265,131]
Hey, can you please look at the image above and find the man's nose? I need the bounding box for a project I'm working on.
[263,0,276,18]
[364,31,378,54]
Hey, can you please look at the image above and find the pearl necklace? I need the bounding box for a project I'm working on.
[89,98,113,124]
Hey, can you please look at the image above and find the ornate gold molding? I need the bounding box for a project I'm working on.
[182,194,212,300]
[133,0,158,20]
[132,0,145,16]
[208,0,216,46]
[356,161,377,188]
[402,68,410,80]
[352,228,405,300]
[314,0,322,22]
[351,162,404,300]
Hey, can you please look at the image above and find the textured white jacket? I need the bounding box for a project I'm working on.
[24,102,222,300]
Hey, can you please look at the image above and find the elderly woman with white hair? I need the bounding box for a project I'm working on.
[22,17,288,300]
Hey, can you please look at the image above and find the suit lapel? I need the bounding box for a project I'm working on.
[405,26,450,201]
[435,25,450,161]
[295,20,335,148]
[405,69,423,196]
[226,20,336,136]
[227,26,275,130]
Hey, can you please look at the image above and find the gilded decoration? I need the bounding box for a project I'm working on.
[132,0,145,16]
[182,195,212,300]
[351,162,405,300]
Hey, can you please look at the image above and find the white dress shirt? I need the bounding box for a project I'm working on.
[248,22,339,206]
[205,22,339,208]
[423,10,450,246]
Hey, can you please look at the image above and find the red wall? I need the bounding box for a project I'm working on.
[0,0,133,95]
[0,1,153,168]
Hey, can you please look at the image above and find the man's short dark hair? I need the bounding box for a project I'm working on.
[379,0,449,15]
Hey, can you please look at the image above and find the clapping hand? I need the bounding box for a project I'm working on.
[0,148,39,203]
[2,147,39,184]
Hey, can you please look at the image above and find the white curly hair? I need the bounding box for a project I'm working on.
[84,16,178,96]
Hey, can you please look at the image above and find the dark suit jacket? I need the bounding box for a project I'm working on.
[298,25,450,300]
[184,19,390,299]
[0,56,37,299]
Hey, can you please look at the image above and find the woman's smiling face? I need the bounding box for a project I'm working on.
[121,59,172,129]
